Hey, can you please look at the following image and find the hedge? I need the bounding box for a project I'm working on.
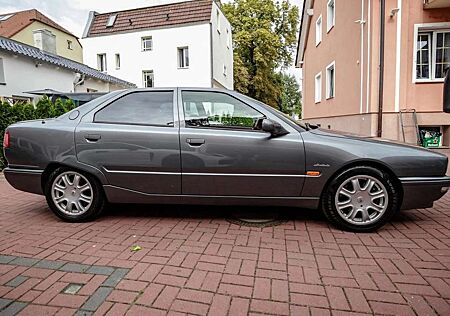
[0,96,75,169]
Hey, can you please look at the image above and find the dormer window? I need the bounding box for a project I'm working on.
[0,14,13,21]
[106,14,117,27]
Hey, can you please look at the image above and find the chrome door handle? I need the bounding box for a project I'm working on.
[85,134,101,142]
[186,138,205,146]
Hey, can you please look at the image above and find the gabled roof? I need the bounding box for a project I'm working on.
[0,9,76,39]
[84,0,213,38]
[0,36,136,87]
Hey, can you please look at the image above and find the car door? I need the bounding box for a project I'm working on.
[178,89,306,197]
[75,89,181,194]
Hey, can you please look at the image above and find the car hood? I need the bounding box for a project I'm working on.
[309,128,430,150]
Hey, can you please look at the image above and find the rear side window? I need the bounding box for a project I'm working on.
[94,91,174,126]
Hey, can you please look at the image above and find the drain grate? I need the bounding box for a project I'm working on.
[227,210,287,228]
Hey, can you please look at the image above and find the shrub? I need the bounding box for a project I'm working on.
[0,97,75,169]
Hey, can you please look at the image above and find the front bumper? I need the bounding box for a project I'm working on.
[400,176,450,210]
[3,167,44,195]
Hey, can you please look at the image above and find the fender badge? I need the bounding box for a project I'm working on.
[313,163,330,167]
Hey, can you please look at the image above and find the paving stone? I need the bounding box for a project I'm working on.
[9,257,38,267]
[102,269,129,287]
[81,287,113,312]
[34,259,65,270]
[74,311,93,316]
[59,263,91,273]
[0,299,12,310]
[5,276,28,288]
[86,266,115,276]
[0,256,16,264]
[0,302,27,316]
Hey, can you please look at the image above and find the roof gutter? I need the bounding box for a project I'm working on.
[377,0,385,137]
[295,0,313,68]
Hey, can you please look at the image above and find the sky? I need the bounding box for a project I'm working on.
[0,0,302,83]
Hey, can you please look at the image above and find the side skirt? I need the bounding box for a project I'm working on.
[103,185,320,209]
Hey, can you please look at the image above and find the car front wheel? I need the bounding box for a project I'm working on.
[321,166,400,232]
[45,167,105,222]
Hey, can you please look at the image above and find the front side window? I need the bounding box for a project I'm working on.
[115,53,120,69]
[182,91,264,129]
[0,57,5,84]
[315,72,322,103]
[67,40,73,50]
[94,91,173,126]
[416,30,450,81]
[178,47,189,68]
[143,70,154,87]
[142,36,153,51]
[97,54,106,72]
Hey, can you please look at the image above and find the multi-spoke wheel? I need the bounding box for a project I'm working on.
[45,167,105,222]
[321,166,400,232]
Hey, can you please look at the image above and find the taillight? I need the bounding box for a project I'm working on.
[3,130,9,148]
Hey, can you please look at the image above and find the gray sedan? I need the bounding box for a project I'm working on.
[3,88,450,232]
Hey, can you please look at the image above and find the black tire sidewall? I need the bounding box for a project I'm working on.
[45,167,104,222]
[322,166,400,232]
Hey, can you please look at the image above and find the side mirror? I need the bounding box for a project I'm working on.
[261,119,289,136]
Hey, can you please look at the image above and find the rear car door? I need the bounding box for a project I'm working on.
[179,89,305,197]
[75,89,181,194]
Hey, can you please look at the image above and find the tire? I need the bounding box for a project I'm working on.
[321,166,400,232]
[45,167,105,222]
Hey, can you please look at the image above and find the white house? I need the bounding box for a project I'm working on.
[81,0,233,89]
[0,36,135,103]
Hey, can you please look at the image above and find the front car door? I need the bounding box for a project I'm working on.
[75,89,181,194]
[178,89,306,197]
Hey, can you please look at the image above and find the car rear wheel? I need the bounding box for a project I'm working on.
[321,166,400,232]
[45,167,105,222]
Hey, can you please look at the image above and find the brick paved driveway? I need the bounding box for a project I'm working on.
[0,176,449,315]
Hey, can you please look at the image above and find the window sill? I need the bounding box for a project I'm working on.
[414,78,445,84]
[327,24,334,33]
[315,100,321,104]
[326,96,334,100]
[315,41,321,47]
[178,67,189,70]
[0,82,6,86]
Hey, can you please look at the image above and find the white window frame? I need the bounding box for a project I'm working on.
[327,0,335,33]
[106,14,117,27]
[0,57,5,84]
[115,53,120,70]
[315,72,322,103]
[413,22,450,83]
[141,36,153,52]
[226,29,230,48]
[178,47,189,68]
[216,9,221,33]
[316,15,322,47]
[97,54,107,72]
[142,70,154,88]
[326,61,335,99]
[223,64,227,76]
[67,40,73,50]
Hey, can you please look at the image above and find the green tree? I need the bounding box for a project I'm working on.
[222,0,299,107]
[277,72,302,116]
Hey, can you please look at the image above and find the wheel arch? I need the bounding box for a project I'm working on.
[320,159,404,202]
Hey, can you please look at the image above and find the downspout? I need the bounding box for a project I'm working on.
[377,0,385,137]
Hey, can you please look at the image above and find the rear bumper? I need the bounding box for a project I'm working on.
[3,167,43,195]
[400,176,450,210]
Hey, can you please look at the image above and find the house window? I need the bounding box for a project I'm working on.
[178,47,189,68]
[316,15,322,46]
[97,54,107,72]
[327,0,335,32]
[315,72,322,103]
[326,61,335,99]
[0,58,5,84]
[115,54,120,69]
[415,30,450,81]
[143,70,154,88]
[217,10,221,33]
[106,14,117,27]
[223,65,227,76]
[67,40,73,50]
[226,29,230,48]
[142,36,153,51]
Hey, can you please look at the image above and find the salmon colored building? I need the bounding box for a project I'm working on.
[296,0,450,147]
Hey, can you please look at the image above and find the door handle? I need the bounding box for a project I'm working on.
[186,138,205,146]
[85,134,101,142]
